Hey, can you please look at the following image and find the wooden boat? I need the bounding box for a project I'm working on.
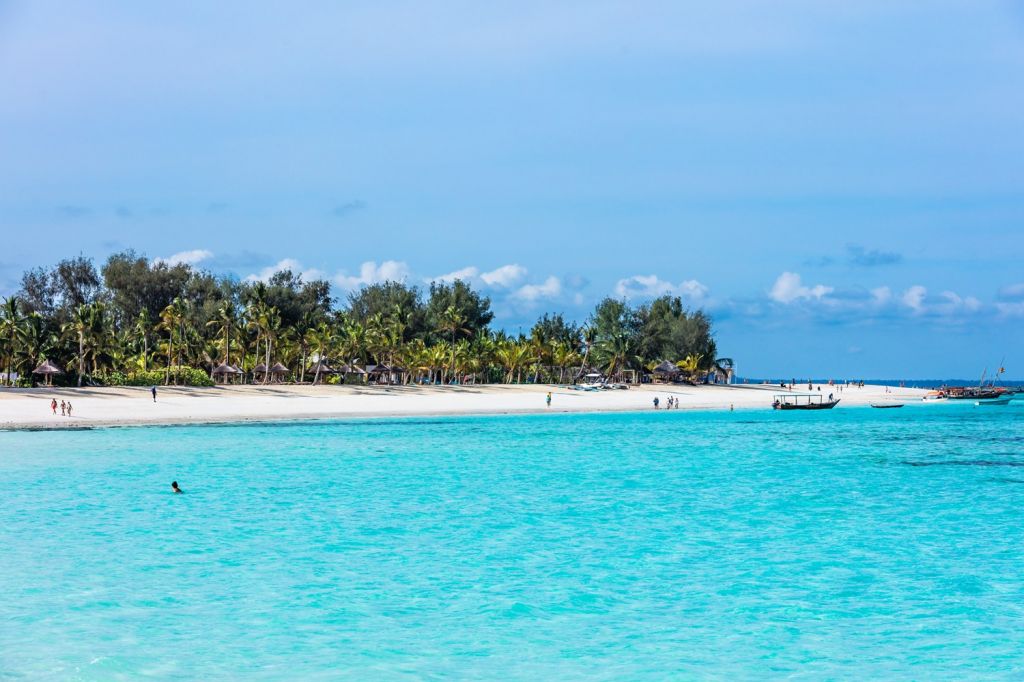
[871,403,904,409]
[975,395,1012,406]
[772,394,840,410]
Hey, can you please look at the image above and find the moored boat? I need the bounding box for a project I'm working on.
[975,395,1013,406]
[772,394,840,410]
[871,403,904,409]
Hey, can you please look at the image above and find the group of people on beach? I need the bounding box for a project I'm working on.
[49,398,72,417]
[653,396,681,409]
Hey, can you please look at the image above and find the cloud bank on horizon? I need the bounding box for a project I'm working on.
[1,0,1022,375]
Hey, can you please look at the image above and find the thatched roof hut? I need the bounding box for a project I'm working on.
[367,364,405,385]
[212,362,244,384]
[33,359,63,375]
[252,363,269,374]
[307,360,338,384]
[32,359,64,385]
[308,360,337,375]
[650,360,682,383]
[269,362,289,375]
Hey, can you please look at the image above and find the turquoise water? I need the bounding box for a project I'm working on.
[3,404,1024,679]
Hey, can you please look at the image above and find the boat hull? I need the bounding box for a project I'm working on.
[975,397,1012,406]
[776,400,840,411]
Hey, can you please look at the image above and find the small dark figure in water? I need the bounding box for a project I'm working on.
[171,481,183,494]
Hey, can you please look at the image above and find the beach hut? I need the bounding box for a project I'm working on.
[367,364,405,385]
[308,360,338,384]
[651,360,682,384]
[337,363,368,384]
[269,362,290,382]
[211,362,241,384]
[32,359,64,386]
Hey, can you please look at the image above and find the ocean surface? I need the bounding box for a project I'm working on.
[3,403,1024,679]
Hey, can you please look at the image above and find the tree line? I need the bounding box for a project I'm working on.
[0,252,721,387]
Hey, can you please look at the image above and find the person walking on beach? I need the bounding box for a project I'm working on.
[51,398,57,415]
[545,391,552,408]
[66,401,73,417]
[171,481,183,494]
[152,386,157,402]
[653,397,660,409]
[60,400,66,416]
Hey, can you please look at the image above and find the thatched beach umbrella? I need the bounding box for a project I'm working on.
[308,360,337,384]
[212,362,237,384]
[269,362,289,383]
[32,359,64,386]
[651,360,681,383]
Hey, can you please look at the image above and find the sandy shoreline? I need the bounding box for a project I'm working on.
[0,383,931,431]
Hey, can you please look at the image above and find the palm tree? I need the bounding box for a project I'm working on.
[306,322,334,385]
[159,298,188,385]
[598,332,636,381]
[437,306,469,383]
[552,342,580,384]
[261,308,281,385]
[64,304,92,386]
[576,325,596,382]
[495,339,531,384]
[676,353,704,381]
[207,300,239,367]
[338,320,366,371]
[0,296,21,386]
[133,310,153,372]
[296,311,319,383]
[16,312,53,386]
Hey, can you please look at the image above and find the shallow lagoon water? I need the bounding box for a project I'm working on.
[2,404,1024,678]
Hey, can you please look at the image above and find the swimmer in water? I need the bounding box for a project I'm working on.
[171,481,183,494]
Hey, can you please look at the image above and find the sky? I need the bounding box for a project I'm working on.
[1,1,1023,378]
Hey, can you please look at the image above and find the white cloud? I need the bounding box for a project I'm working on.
[996,302,1024,317]
[334,260,410,290]
[245,258,325,283]
[901,285,927,311]
[939,291,981,313]
[999,283,1024,300]
[431,266,479,283]
[769,272,833,304]
[870,286,892,305]
[154,249,213,267]
[428,263,526,288]
[481,264,527,288]
[513,276,561,302]
[614,274,709,300]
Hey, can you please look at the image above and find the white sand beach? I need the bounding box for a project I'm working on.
[0,383,930,430]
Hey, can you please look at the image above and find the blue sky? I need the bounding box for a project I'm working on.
[1,1,1023,378]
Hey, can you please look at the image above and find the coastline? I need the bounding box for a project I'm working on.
[0,383,930,431]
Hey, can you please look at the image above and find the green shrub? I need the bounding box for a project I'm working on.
[107,367,215,387]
